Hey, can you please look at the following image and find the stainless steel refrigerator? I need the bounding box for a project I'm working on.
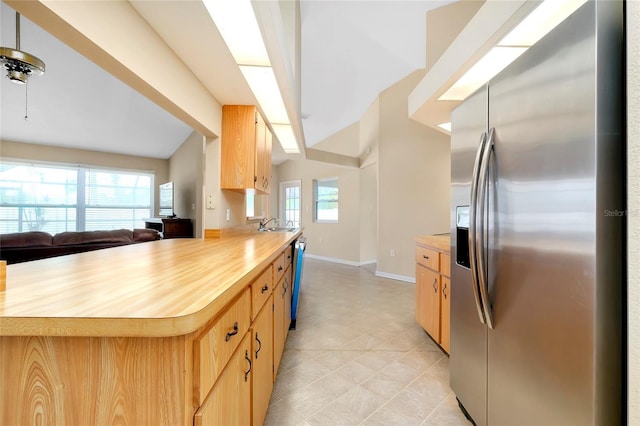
[449,1,625,425]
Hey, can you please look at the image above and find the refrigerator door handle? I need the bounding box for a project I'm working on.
[469,131,487,324]
[476,127,495,329]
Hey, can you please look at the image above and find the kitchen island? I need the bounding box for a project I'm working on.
[0,229,301,425]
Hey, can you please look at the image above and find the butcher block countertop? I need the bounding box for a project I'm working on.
[414,233,451,253]
[0,229,301,337]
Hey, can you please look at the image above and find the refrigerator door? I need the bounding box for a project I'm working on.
[486,1,623,424]
[450,87,488,426]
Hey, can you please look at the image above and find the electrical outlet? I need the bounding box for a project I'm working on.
[206,194,214,209]
[390,249,395,257]
[226,208,230,221]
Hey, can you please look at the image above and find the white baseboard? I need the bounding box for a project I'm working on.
[304,254,376,267]
[304,255,415,283]
[374,271,416,284]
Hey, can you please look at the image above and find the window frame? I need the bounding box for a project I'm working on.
[313,177,339,224]
[0,159,154,234]
[279,179,302,228]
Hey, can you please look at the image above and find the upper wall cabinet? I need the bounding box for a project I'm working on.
[221,105,272,194]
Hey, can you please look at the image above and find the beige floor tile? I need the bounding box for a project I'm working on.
[307,400,364,426]
[265,259,469,425]
[333,385,388,420]
[264,399,306,426]
[422,393,470,425]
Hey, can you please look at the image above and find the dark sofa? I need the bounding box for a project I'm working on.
[0,228,162,264]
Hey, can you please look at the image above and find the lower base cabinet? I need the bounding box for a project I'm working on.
[252,295,274,426]
[194,333,252,426]
[273,279,285,378]
[415,236,451,353]
[273,265,293,379]
[416,264,440,341]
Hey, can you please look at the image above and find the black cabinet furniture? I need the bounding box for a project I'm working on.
[144,218,193,239]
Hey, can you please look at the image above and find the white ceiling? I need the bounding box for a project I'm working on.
[300,0,453,147]
[1,1,452,161]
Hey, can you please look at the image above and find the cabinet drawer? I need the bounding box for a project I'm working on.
[440,254,451,277]
[416,246,439,271]
[274,251,286,283]
[251,266,273,321]
[195,288,251,403]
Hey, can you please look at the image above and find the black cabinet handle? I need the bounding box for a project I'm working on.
[261,284,269,294]
[423,255,429,259]
[244,350,252,382]
[443,282,448,299]
[433,278,438,293]
[255,332,262,359]
[278,266,283,272]
[225,322,239,342]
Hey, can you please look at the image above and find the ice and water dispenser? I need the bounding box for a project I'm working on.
[456,206,470,268]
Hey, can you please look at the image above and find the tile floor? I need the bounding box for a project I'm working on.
[264,258,470,426]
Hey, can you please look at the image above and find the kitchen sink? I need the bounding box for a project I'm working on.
[258,227,299,232]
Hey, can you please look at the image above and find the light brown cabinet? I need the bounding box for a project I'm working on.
[273,245,293,378]
[251,295,274,426]
[195,288,251,403]
[415,235,451,353]
[194,333,252,426]
[221,105,272,194]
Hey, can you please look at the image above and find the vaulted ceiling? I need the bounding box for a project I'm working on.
[1,1,451,162]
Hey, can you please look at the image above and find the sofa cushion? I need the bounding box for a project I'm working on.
[0,231,53,248]
[133,228,162,242]
[53,229,134,246]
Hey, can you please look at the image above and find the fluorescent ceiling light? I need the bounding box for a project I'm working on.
[438,122,451,132]
[204,0,301,155]
[438,0,587,103]
[203,0,270,66]
[499,0,588,47]
[439,47,526,101]
[240,65,290,124]
[272,124,300,154]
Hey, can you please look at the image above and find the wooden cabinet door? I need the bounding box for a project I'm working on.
[283,267,292,339]
[440,276,451,353]
[263,126,272,194]
[416,265,440,343]
[273,280,285,378]
[221,105,257,191]
[254,111,267,192]
[252,296,274,426]
[194,333,251,426]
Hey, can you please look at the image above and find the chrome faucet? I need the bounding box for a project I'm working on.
[259,217,278,230]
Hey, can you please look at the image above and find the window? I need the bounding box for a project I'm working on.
[314,178,338,223]
[0,160,153,233]
[280,180,301,228]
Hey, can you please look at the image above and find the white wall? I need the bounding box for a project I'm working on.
[628,1,639,422]
[203,137,247,231]
[377,70,451,279]
[168,131,204,237]
[359,163,377,263]
[277,159,361,263]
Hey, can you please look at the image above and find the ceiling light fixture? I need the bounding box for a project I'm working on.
[437,122,452,133]
[0,12,45,85]
[438,0,586,102]
[204,0,300,154]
